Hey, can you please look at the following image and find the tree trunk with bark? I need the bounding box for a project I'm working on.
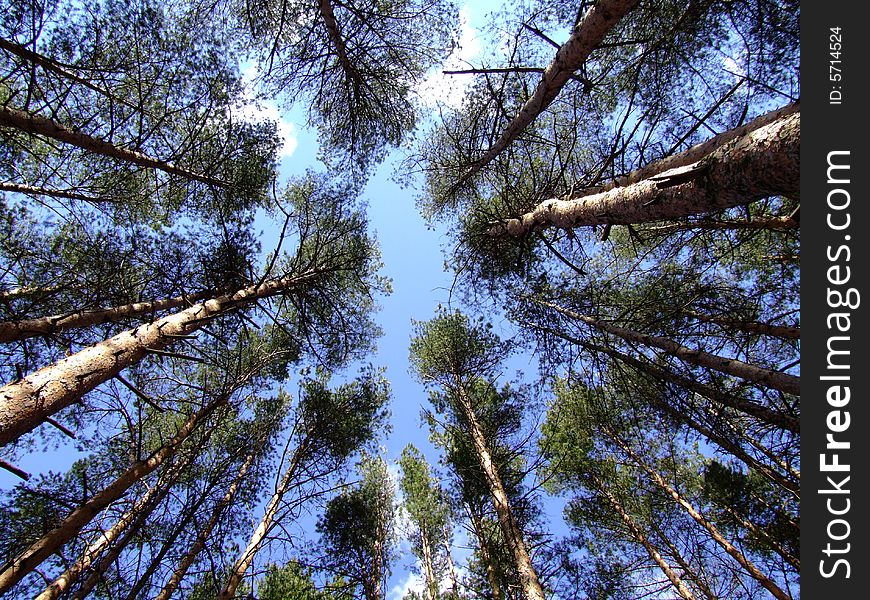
[606,428,791,600]
[0,270,318,446]
[0,289,220,343]
[217,436,311,600]
[450,0,639,192]
[420,526,438,600]
[489,111,799,236]
[0,397,221,595]
[540,300,800,396]
[0,104,227,187]
[453,379,546,600]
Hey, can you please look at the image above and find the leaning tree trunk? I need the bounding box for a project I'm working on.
[449,0,639,193]
[0,105,227,187]
[685,311,800,341]
[0,397,222,595]
[454,378,546,600]
[540,300,800,396]
[606,428,791,600]
[0,288,221,343]
[0,182,119,205]
[588,471,697,600]
[217,436,311,600]
[489,111,799,236]
[467,507,503,600]
[154,444,260,600]
[0,269,319,446]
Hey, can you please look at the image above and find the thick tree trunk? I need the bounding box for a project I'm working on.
[154,445,259,600]
[0,104,227,187]
[217,436,310,600]
[0,289,220,343]
[454,379,546,600]
[0,270,318,446]
[607,429,791,600]
[489,111,800,236]
[0,285,60,303]
[541,300,800,396]
[452,0,639,191]
[589,472,696,600]
[317,0,360,84]
[0,397,221,595]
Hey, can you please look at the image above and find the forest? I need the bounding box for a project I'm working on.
[0,0,799,598]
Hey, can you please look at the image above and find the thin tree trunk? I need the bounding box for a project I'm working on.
[454,378,546,600]
[588,472,696,600]
[154,444,260,600]
[317,0,362,85]
[0,104,227,187]
[467,508,502,600]
[719,504,799,571]
[540,300,800,396]
[0,269,319,446]
[420,526,439,600]
[606,429,791,600]
[489,111,800,236]
[0,285,60,303]
[0,37,137,110]
[443,534,459,597]
[649,521,718,600]
[0,289,220,343]
[0,182,120,205]
[217,436,310,600]
[0,396,222,595]
[451,0,639,192]
[685,311,800,341]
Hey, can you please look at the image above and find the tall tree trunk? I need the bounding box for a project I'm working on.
[606,428,791,600]
[643,214,799,235]
[467,507,502,600]
[0,285,60,303]
[0,182,118,205]
[217,436,310,600]
[649,521,718,600]
[0,288,220,343]
[489,111,799,236]
[154,444,260,600]
[588,472,696,600]
[525,320,799,432]
[420,526,439,600]
[685,311,800,341]
[451,0,639,193]
[539,300,800,396]
[33,450,188,600]
[0,104,227,187]
[443,534,459,597]
[317,0,361,85]
[0,396,222,595]
[0,269,319,446]
[453,378,545,600]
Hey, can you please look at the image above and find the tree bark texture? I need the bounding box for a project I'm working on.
[489,111,799,236]
[0,271,317,446]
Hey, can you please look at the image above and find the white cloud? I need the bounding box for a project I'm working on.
[417,5,483,108]
[390,571,426,600]
[236,63,299,158]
